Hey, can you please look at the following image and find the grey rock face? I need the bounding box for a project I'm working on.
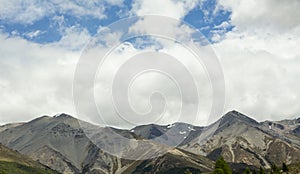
[181,111,300,168]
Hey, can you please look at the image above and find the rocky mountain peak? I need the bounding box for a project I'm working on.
[53,113,73,118]
[220,110,259,126]
[51,113,81,127]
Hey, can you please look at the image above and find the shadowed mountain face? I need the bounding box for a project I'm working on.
[0,111,300,173]
[131,122,204,146]
[292,125,300,137]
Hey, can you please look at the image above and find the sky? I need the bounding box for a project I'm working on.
[0,0,300,128]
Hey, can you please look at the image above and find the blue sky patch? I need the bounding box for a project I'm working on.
[0,0,232,44]
[184,0,233,42]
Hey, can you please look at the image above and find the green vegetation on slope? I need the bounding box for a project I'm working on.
[213,157,232,174]
[285,162,300,174]
[212,156,300,174]
[0,161,58,174]
[0,144,59,174]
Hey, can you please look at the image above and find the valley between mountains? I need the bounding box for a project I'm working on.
[0,110,300,174]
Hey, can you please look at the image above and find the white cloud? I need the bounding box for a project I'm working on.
[128,16,196,45]
[51,25,91,50]
[212,0,300,121]
[217,0,300,34]
[0,22,214,128]
[25,30,44,39]
[0,34,79,124]
[130,0,200,19]
[214,21,231,29]
[215,37,300,120]
[76,35,214,128]
[0,20,94,124]
[1,0,300,128]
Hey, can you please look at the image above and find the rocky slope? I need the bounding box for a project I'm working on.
[130,110,300,168]
[126,148,214,174]
[0,114,214,174]
[1,111,300,173]
[0,122,23,133]
[180,111,300,168]
[0,143,59,174]
[0,114,146,174]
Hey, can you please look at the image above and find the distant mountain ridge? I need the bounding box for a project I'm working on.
[0,111,300,173]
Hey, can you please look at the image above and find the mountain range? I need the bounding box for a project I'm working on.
[0,110,300,174]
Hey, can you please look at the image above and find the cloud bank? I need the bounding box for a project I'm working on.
[0,0,300,127]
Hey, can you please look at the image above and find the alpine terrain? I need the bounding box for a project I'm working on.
[0,111,300,174]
